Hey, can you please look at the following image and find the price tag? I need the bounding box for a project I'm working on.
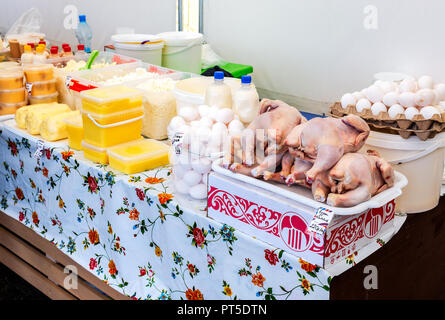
[33,140,45,159]
[65,75,72,89]
[307,207,335,236]
[25,82,33,95]
[172,132,184,155]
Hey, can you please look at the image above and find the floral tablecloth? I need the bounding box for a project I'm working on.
[0,117,373,300]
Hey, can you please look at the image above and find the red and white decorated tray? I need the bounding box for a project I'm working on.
[211,158,407,216]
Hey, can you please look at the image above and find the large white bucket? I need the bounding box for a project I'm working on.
[364,131,445,214]
[157,32,203,74]
[111,34,164,65]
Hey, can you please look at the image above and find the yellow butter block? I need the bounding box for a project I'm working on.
[64,114,83,150]
[82,140,108,164]
[40,110,80,141]
[15,103,56,129]
[107,139,170,174]
[26,103,71,135]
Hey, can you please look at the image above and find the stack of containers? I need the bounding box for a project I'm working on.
[23,64,58,105]
[0,67,26,115]
[79,85,145,164]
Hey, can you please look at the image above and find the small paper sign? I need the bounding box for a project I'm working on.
[33,140,45,159]
[172,132,184,155]
[307,207,335,236]
[25,82,33,95]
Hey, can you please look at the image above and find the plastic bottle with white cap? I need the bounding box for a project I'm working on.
[205,71,232,109]
[233,75,259,124]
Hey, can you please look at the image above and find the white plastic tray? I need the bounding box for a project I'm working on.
[212,158,408,216]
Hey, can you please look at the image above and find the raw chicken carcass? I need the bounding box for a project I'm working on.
[283,115,370,184]
[311,151,395,207]
[227,99,306,177]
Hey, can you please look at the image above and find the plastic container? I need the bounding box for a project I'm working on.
[364,131,445,214]
[82,140,108,164]
[205,71,232,109]
[24,64,54,82]
[232,75,259,124]
[80,86,144,147]
[0,87,26,104]
[33,46,47,64]
[27,78,57,96]
[173,76,242,114]
[0,69,24,90]
[75,15,93,53]
[0,101,26,116]
[111,34,164,65]
[107,139,170,174]
[64,114,84,150]
[29,92,58,105]
[20,45,34,65]
[157,32,203,74]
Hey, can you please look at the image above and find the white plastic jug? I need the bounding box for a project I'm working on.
[364,131,445,214]
[111,34,164,66]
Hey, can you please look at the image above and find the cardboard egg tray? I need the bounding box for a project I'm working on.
[329,101,445,141]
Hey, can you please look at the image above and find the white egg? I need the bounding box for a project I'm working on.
[189,183,207,200]
[178,106,199,122]
[183,170,202,186]
[355,98,372,112]
[190,120,201,127]
[178,153,192,170]
[196,126,211,140]
[371,102,387,116]
[417,75,434,89]
[398,92,416,108]
[382,91,399,106]
[212,121,229,134]
[414,89,436,107]
[404,107,420,120]
[206,144,222,156]
[215,108,234,124]
[360,88,368,96]
[191,157,212,174]
[379,81,397,94]
[434,83,445,101]
[352,91,365,101]
[228,119,244,133]
[366,85,384,103]
[198,104,211,118]
[199,117,214,128]
[202,173,208,185]
[169,116,186,131]
[172,165,187,179]
[340,93,356,109]
[420,106,440,120]
[174,179,189,194]
[208,105,220,121]
[388,104,405,119]
[399,78,418,93]
[374,80,384,87]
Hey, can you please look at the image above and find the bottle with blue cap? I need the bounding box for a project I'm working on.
[205,71,233,109]
[75,14,93,53]
[233,75,259,124]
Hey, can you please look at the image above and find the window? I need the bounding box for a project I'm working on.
[176,0,202,33]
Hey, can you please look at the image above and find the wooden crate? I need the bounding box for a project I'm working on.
[0,210,130,300]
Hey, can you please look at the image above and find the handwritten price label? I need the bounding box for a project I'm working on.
[33,140,45,159]
[307,207,334,236]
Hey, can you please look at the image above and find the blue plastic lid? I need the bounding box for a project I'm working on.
[79,15,86,22]
[241,75,251,84]
[214,71,224,80]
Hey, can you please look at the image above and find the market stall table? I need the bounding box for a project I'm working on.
[0,116,412,300]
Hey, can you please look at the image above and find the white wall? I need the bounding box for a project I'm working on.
[0,0,176,49]
[204,0,445,113]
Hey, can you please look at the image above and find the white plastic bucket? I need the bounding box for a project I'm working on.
[364,131,445,214]
[157,32,203,74]
[111,34,164,65]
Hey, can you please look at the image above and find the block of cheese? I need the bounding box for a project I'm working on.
[40,110,80,141]
[15,103,58,129]
[25,104,71,135]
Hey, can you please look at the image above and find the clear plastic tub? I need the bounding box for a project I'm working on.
[82,140,109,164]
[64,114,83,150]
[0,101,26,115]
[27,78,57,96]
[0,87,26,104]
[107,139,170,174]
[23,64,54,82]
[29,92,58,105]
[0,68,24,90]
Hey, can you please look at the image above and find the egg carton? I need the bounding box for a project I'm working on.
[330,102,445,140]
